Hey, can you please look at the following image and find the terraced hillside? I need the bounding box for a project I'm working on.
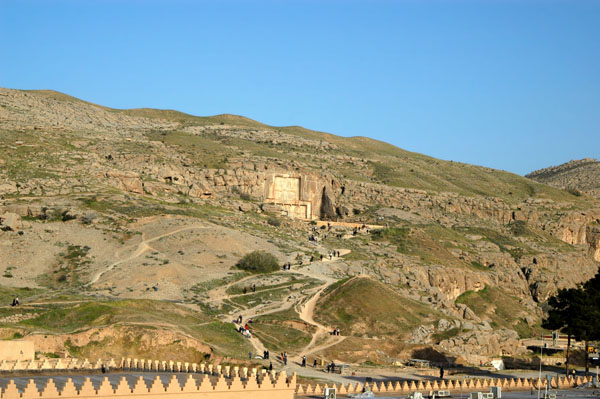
[1,87,599,368]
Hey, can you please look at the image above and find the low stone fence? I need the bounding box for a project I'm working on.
[0,358,112,373]
[0,372,295,399]
[297,375,594,396]
[0,357,265,378]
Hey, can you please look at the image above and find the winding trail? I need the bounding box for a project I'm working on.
[86,224,208,286]
[204,245,352,361]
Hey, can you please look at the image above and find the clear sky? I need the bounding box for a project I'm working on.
[1,0,599,175]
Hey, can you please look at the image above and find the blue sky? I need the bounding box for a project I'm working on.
[1,0,598,175]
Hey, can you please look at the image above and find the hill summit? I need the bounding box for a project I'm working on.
[526,158,600,199]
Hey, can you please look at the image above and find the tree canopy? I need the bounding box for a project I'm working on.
[543,268,600,375]
[236,251,280,274]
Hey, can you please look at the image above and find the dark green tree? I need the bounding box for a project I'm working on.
[544,269,600,377]
[542,287,582,376]
[580,271,600,376]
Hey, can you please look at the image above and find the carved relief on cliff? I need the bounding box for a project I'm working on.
[264,174,315,220]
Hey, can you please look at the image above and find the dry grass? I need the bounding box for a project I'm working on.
[315,276,440,338]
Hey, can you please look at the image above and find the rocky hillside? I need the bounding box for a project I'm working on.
[1,87,600,366]
[526,158,600,199]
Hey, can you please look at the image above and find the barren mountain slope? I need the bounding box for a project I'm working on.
[527,158,600,199]
[1,87,600,366]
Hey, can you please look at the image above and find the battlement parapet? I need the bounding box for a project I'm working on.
[0,371,295,399]
[296,375,592,396]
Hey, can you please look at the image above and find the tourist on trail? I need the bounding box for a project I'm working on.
[313,359,317,368]
[310,255,314,262]
[243,287,247,294]
[269,362,273,372]
[249,351,252,360]
[284,352,288,366]
[252,284,256,292]
[245,323,249,331]
[263,350,267,359]
[238,315,243,324]
[302,356,306,367]
[439,366,444,380]
[336,327,340,336]
[266,350,270,359]
[320,255,323,261]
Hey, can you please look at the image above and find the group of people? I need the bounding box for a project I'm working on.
[331,327,341,336]
[326,361,337,373]
[282,263,292,270]
[353,225,370,236]
[235,315,252,338]
[242,284,256,294]
[279,352,288,365]
[11,297,19,307]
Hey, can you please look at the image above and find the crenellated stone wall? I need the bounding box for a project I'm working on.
[297,375,593,396]
[0,373,295,399]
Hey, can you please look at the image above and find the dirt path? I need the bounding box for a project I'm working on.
[293,267,346,360]
[204,244,351,361]
[87,224,208,286]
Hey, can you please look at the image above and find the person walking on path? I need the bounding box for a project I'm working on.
[269,362,273,372]
[249,351,252,360]
[302,356,306,367]
[284,352,288,366]
[439,366,444,380]
[313,359,318,368]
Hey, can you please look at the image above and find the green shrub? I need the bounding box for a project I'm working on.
[509,220,528,236]
[267,217,281,227]
[236,251,279,274]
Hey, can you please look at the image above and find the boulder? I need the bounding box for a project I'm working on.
[0,212,22,231]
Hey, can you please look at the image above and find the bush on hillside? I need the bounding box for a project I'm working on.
[267,217,281,227]
[236,251,279,274]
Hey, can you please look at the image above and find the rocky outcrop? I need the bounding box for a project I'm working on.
[587,225,600,262]
[440,328,525,364]
[0,212,22,231]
